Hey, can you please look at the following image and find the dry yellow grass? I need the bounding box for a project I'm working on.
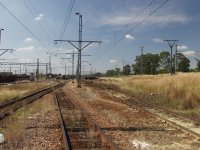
[0,81,55,103]
[99,73,200,110]
[0,93,56,149]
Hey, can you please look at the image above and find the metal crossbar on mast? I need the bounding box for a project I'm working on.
[54,13,102,88]
[0,49,15,57]
[48,51,91,76]
[164,40,178,75]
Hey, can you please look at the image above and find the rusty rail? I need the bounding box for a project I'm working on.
[55,90,121,150]
[86,81,200,139]
[0,83,63,120]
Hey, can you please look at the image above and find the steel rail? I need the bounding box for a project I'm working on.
[55,90,121,150]
[54,92,70,150]
[125,100,200,138]
[86,81,200,139]
[0,83,63,120]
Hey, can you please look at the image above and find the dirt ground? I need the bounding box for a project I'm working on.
[1,81,200,150]
[62,82,200,150]
[0,93,64,150]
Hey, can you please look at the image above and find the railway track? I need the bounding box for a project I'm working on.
[0,83,63,120]
[129,99,200,137]
[55,90,121,150]
[86,81,200,139]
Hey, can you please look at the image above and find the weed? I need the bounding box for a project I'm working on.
[96,73,200,113]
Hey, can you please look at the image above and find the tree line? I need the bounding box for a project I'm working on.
[97,51,200,77]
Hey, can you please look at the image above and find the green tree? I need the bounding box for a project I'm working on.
[123,64,131,75]
[94,72,102,77]
[132,53,159,74]
[105,70,116,76]
[115,68,121,75]
[177,53,190,72]
[197,60,200,71]
[159,51,170,73]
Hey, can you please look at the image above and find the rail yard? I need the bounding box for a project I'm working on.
[1,0,200,149]
[0,79,199,150]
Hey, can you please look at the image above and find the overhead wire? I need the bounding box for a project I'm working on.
[59,0,75,41]
[0,2,50,52]
[97,0,170,59]
[114,0,155,40]
[26,0,57,38]
[56,0,75,56]
[22,0,54,41]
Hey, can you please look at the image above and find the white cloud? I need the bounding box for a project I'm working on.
[125,34,135,40]
[152,38,163,43]
[177,45,188,50]
[110,59,117,63]
[99,13,189,27]
[16,46,34,52]
[103,16,132,26]
[182,50,195,57]
[24,37,33,42]
[35,14,44,21]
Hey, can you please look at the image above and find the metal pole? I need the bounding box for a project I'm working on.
[0,29,4,47]
[170,45,173,75]
[90,63,92,75]
[72,51,74,76]
[36,59,39,80]
[20,64,21,75]
[46,63,48,76]
[175,44,177,74]
[164,40,178,75]
[65,64,66,76]
[77,14,82,88]
[49,54,52,74]
[25,64,27,75]
[140,46,143,75]
[9,64,11,72]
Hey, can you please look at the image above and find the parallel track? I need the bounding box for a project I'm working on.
[0,83,63,120]
[86,82,200,139]
[125,98,200,138]
[55,90,121,150]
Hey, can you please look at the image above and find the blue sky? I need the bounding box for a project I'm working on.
[0,0,200,74]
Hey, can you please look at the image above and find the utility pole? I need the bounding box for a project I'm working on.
[49,54,52,74]
[64,64,66,76]
[9,64,11,73]
[122,59,124,71]
[175,44,178,74]
[164,40,178,75]
[46,63,48,76]
[54,13,102,88]
[77,13,82,87]
[72,51,74,77]
[20,64,21,75]
[50,51,90,77]
[0,28,4,46]
[36,59,39,80]
[140,46,144,75]
[25,64,27,75]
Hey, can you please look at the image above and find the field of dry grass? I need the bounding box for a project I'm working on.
[0,93,58,149]
[0,81,55,103]
[97,73,200,114]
